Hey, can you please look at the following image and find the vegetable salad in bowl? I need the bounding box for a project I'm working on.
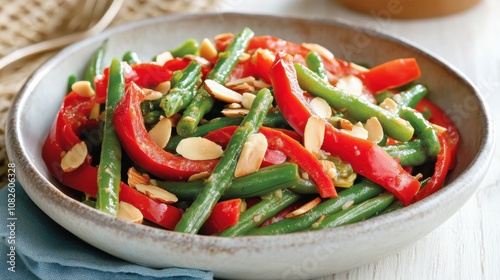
[42,27,459,236]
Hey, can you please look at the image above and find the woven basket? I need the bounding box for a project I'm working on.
[0,0,219,184]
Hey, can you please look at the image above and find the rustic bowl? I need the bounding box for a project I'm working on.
[6,13,494,279]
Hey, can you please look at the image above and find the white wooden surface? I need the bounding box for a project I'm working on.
[222,1,500,279]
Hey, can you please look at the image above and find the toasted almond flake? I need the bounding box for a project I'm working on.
[286,197,322,218]
[379,97,399,115]
[142,88,163,101]
[156,51,173,66]
[241,93,256,109]
[432,124,447,134]
[339,118,354,130]
[199,38,219,61]
[116,201,143,223]
[310,97,332,119]
[349,62,369,72]
[214,32,234,42]
[311,215,326,228]
[127,167,150,188]
[148,117,172,148]
[225,76,256,87]
[234,133,268,178]
[301,171,310,180]
[89,103,101,120]
[226,102,242,109]
[183,54,211,67]
[221,108,249,117]
[301,43,335,61]
[319,160,337,179]
[188,171,211,181]
[239,52,251,62]
[342,200,355,210]
[304,115,325,156]
[229,83,255,94]
[253,79,271,89]
[336,75,363,97]
[365,117,384,143]
[177,137,223,160]
[204,79,243,103]
[71,81,95,98]
[135,184,178,203]
[155,81,171,95]
[60,141,87,172]
[341,124,369,140]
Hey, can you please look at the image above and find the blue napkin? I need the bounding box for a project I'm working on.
[0,182,213,280]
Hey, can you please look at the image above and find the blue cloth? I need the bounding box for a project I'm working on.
[0,182,213,280]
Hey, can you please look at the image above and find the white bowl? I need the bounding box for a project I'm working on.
[6,13,494,279]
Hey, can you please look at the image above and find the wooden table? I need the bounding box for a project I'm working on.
[223,1,500,279]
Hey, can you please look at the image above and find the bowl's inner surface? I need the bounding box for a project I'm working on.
[9,13,491,279]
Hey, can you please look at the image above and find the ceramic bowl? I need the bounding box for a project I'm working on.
[6,13,494,279]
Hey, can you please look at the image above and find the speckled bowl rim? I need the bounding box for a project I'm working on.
[6,12,495,277]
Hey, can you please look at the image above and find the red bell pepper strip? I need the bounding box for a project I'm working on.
[113,82,218,180]
[42,92,183,229]
[204,126,338,198]
[200,198,242,235]
[411,98,459,202]
[357,58,421,94]
[270,53,420,206]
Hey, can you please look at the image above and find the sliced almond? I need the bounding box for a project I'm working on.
[341,123,368,140]
[432,124,447,134]
[241,93,256,109]
[286,197,322,218]
[71,81,95,98]
[379,97,399,115]
[148,117,172,149]
[319,160,337,179]
[365,117,384,143]
[116,201,143,223]
[188,171,211,181]
[226,102,243,109]
[60,141,87,172]
[253,79,271,89]
[310,97,332,119]
[336,75,363,97]
[155,81,171,95]
[301,43,335,61]
[341,200,355,210]
[204,79,243,103]
[156,51,173,66]
[304,115,325,156]
[239,52,251,62]
[183,54,211,67]
[142,88,163,101]
[135,184,178,203]
[127,167,150,188]
[349,62,369,73]
[339,118,354,130]
[199,38,219,61]
[221,108,249,117]
[225,76,256,87]
[228,83,255,94]
[88,103,101,120]
[176,137,223,160]
[234,133,268,178]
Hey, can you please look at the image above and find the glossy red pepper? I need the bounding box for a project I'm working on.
[113,82,218,180]
[270,53,420,206]
[204,126,338,198]
[42,92,183,229]
[357,58,421,94]
[200,198,242,235]
[412,98,459,202]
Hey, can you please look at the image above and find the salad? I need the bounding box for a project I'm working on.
[42,27,459,236]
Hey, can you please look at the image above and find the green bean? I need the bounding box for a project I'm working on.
[157,163,299,201]
[246,180,384,235]
[143,111,164,125]
[67,74,77,93]
[305,51,328,82]
[400,107,441,157]
[378,200,404,215]
[96,58,125,216]
[161,61,202,117]
[174,88,273,234]
[122,51,141,65]
[176,27,254,137]
[394,84,427,108]
[289,179,318,194]
[311,192,396,230]
[219,189,301,237]
[383,140,429,166]
[84,41,107,89]
[294,63,415,142]
[170,38,199,57]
